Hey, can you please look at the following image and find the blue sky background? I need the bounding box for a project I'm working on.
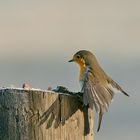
[0,0,140,139]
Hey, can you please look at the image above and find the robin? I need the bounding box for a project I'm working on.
[69,50,129,132]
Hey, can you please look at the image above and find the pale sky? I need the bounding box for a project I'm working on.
[0,0,139,139]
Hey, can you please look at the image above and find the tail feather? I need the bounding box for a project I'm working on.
[108,78,130,97]
[97,111,103,132]
[121,90,129,97]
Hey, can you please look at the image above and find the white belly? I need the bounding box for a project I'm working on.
[79,80,84,89]
[79,66,90,91]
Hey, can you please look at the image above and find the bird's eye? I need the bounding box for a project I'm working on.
[76,55,80,59]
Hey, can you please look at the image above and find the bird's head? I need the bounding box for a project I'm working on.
[68,50,95,68]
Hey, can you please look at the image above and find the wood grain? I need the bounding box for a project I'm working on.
[0,88,94,140]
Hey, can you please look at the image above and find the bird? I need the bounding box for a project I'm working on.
[68,50,129,132]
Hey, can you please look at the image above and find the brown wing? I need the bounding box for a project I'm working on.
[81,70,114,131]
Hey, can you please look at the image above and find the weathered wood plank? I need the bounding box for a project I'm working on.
[0,88,94,140]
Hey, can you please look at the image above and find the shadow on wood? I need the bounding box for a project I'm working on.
[0,87,94,140]
[38,94,90,135]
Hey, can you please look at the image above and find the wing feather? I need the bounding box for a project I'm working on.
[81,67,114,131]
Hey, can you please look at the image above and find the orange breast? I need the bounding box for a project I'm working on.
[79,66,86,81]
[75,58,86,81]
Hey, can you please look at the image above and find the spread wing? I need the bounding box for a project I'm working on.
[81,68,114,131]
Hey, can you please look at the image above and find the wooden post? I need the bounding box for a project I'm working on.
[0,88,94,140]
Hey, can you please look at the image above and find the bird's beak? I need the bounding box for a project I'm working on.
[68,59,74,62]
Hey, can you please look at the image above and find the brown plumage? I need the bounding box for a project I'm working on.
[69,50,129,132]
